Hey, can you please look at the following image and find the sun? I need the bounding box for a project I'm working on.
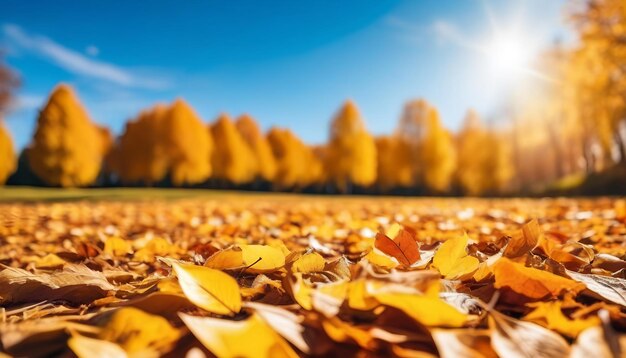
[483,31,535,84]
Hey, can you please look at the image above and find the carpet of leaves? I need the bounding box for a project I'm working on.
[1,196,626,357]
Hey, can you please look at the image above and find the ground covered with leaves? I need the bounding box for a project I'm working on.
[1,195,626,357]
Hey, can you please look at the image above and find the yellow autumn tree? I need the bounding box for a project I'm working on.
[456,110,513,195]
[235,114,277,182]
[397,99,456,192]
[0,123,15,184]
[326,100,377,192]
[108,105,169,185]
[27,84,108,187]
[162,99,213,185]
[0,59,18,184]
[267,127,321,189]
[210,114,256,185]
[375,136,412,191]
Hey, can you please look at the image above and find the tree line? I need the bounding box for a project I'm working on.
[1,0,622,195]
[0,84,513,195]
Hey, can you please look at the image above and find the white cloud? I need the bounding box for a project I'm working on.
[12,94,44,112]
[2,24,167,90]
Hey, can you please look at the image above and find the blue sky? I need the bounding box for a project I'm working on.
[1,0,569,149]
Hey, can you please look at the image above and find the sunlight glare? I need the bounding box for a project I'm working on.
[484,31,534,84]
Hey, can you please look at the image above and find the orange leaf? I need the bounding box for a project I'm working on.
[493,257,585,300]
[374,229,420,266]
[503,219,541,258]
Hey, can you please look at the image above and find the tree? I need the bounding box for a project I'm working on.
[235,114,277,182]
[162,99,213,185]
[326,100,377,192]
[570,0,626,163]
[210,114,256,185]
[267,127,321,190]
[375,136,413,191]
[27,84,108,187]
[108,105,169,185]
[0,124,15,184]
[456,110,513,195]
[0,57,19,185]
[109,100,213,186]
[397,99,456,192]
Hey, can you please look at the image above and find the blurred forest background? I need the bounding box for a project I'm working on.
[0,0,624,196]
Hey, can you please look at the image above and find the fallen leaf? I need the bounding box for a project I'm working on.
[103,236,133,257]
[566,270,626,306]
[172,262,241,315]
[240,244,286,273]
[493,257,585,300]
[431,329,497,358]
[291,252,326,274]
[504,219,541,258]
[523,301,600,337]
[489,310,570,358]
[68,335,128,358]
[179,312,299,358]
[0,264,115,305]
[432,234,479,279]
[374,228,420,267]
[96,307,181,355]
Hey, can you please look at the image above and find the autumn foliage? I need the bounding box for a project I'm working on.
[1,196,625,356]
[27,85,109,187]
[326,100,377,192]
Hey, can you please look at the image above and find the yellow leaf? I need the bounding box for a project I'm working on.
[291,252,325,273]
[34,253,66,269]
[172,262,241,315]
[180,313,299,358]
[363,249,398,269]
[374,282,467,327]
[97,307,180,355]
[322,317,375,349]
[68,335,128,358]
[523,301,600,338]
[204,247,245,270]
[347,279,379,311]
[240,244,286,273]
[290,272,314,310]
[103,236,133,257]
[134,237,182,262]
[432,234,479,279]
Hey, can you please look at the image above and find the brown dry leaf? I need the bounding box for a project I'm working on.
[0,264,115,305]
[570,324,626,358]
[172,262,242,315]
[179,312,299,358]
[566,270,626,306]
[493,257,585,300]
[432,234,479,279]
[489,310,570,358]
[374,228,420,267]
[431,329,497,358]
